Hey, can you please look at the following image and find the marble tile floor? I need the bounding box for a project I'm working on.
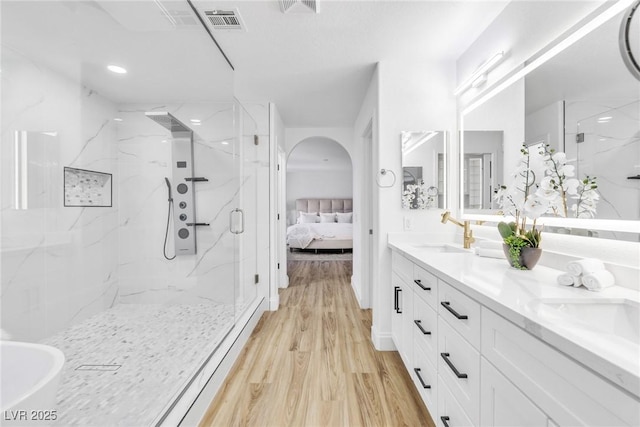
[42,302,235,426]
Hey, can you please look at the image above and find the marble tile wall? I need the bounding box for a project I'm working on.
[115,102,239,307]
[1,48,119,341]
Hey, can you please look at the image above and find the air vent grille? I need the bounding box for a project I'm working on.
[204,9,245,30]
[280,0,318,13]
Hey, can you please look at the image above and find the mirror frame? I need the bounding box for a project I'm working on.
[459,0,640,235]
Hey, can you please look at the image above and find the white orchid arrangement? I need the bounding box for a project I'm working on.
[402,180,436,209]
[495,144,599,268]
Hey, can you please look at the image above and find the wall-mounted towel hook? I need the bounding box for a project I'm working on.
[376,168,396,188]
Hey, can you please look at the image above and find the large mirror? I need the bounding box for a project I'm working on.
[461,2,640,237]
[401,131,446,209]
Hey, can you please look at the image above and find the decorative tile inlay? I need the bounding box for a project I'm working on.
[42,302,234,426]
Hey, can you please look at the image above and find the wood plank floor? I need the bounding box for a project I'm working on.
[199,260,434,427]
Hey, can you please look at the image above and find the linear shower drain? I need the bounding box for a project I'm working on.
[75,364,121,371]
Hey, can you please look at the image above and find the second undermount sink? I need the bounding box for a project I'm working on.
[528,298,640,345]
[410,243,470,253]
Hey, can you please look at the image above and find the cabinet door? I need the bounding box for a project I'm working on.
[391,273,404,352]
[481,358,548,427]
[438,375,475,427]
[401,279,414,368]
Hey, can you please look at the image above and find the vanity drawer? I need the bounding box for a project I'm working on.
[438,280,481,349]
[413,341,438,413]
[437,375,475,427]
[392,251,413,285]
[482,307,640,426]
[413,264,438,308]
[438,317,480,425]
[413,295,438,367]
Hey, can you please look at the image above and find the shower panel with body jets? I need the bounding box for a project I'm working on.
[146,112,210,258]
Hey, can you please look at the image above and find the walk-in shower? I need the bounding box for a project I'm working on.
[1,1,265,425]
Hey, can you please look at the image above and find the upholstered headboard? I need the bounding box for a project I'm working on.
[296,199,353,214]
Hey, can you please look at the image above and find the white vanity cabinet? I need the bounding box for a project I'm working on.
[389,250,640,427]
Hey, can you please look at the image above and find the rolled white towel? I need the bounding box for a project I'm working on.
[476,240,503,250]
[582,270,615,292]
[566,258,605,276]
[475,247,505,259]
[557,273,582,287]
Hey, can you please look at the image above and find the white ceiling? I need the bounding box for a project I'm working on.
[1,0,509,127]
[287,136,352,171]
[206,0,510,126]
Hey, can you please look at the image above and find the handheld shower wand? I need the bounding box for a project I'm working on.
[163,177,176,260]
[165,177,173,202]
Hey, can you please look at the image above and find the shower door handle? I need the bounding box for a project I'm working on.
[229,208,245,234]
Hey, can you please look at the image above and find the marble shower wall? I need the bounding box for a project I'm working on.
[1,48,119,341]
[565,100,640,222]
[115,103,239,306]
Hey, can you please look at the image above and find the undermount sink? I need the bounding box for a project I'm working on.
[0,341,65,413]
[410,243,469,253]
[528,298,640,345]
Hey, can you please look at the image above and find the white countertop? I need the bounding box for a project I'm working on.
[388,238,640,399]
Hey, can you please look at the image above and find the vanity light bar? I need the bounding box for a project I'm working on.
[454,51,504,96]
[462,0,636,116]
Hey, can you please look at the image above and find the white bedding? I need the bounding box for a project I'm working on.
[286,223,353,249]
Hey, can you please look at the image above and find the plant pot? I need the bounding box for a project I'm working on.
[502,244,542,270]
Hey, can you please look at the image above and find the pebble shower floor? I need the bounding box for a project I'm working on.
[42,302,234,426]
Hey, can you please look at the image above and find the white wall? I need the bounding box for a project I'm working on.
[354,58,458,350]
[285,127,354,158]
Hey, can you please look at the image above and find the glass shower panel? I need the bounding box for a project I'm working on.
[235,105,259,317]
[1,1,239,425]
[572,100,640,221]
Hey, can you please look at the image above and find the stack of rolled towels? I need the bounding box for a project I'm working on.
[557,258,615,291]
[474,240,504,259]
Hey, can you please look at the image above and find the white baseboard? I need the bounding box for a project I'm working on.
[269,294,280,311]
[278,273,289,289]
[350,276,363,308]
[371,325,396,351]
[168,298,267,427]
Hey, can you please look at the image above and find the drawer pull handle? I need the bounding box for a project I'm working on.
[441,301,468,320]
[414,279,431,291]
[394,286,402,314]
[414,320,431,335]
[413,368,431,389]
[441,352,468,379]
[441,416,451,427]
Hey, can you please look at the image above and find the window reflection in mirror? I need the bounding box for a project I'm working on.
[401,131,446,210]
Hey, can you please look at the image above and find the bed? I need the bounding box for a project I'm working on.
[287,199,353,252]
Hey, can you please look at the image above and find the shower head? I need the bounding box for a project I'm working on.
[145,112,193,135]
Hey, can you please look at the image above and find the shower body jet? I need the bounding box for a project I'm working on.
[146,112,197,256]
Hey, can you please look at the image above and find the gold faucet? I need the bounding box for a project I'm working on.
[441,211,475,249]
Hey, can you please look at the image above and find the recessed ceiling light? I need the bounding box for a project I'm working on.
[107,64,127,74]
[113,118,123,122]
[221,141,229,145]
[190,119,201,123]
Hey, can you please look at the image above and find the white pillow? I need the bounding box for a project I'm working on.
[336,212,353,223]
[298,212,319,224]
[320,213,336,223]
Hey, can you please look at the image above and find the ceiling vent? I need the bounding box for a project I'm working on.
[279,0,318,14]
[203,9,246,31]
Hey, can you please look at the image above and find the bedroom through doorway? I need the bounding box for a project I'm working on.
[285,137,353,263]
